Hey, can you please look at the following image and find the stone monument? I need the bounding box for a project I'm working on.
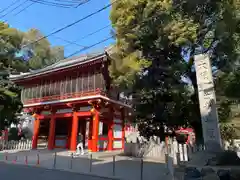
[194,53,222,152]
[186,53,223,167]
[177,53,240,180]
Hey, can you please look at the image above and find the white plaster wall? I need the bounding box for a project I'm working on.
[113,140,122,149]
[113,124,122,138]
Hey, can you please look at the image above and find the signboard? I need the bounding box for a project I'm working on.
[194,54,222,150]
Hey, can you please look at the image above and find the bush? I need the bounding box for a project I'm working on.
[220,124,237,142]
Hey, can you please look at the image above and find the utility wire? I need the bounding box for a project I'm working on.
[29,0,74,8]
[76,0,91,8]
[0,0,20,14]
[4,2,35,22]
[0,0,29,19]
[22,0,116,48]
[64,24,111,47]
[66,36,113,58]
[29,0,90,8]
[52,35,87,48]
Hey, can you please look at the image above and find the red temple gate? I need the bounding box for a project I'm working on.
[11,51,131,152]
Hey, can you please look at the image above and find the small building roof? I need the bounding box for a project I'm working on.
[10,49,112,81]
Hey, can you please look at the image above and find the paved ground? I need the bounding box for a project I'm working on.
[0,162,115,180]
[0,150,168,180]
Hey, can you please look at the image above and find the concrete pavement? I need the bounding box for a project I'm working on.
[0,162,115,180]
[0,150,168,180]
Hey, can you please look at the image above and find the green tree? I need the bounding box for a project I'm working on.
[0,23,65,131]
[22,29,64,70]
[110,0,240,141]
[0,22,25,130]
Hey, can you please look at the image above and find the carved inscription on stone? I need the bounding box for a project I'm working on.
[194,54,222,150]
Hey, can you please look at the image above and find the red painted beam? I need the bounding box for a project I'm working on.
[38,111,91,120]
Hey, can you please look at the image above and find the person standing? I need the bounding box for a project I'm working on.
[76,132,84,155]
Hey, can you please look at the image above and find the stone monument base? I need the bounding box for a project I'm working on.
[177,150,240,180]
[188,149,240,166]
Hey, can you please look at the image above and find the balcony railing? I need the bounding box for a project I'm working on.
[22,89,106,105]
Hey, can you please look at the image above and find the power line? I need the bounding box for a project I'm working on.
[29,0,73,8]
[52,35,87,48]
[4,2,35,22]
[76,0,91,8]
[29,0,90,8]
[0,0,20,14]
[0,0,29,19]
[4,0,89,22]
[66,36,113,58]
[22,0,117,48]
[64,24,111,47]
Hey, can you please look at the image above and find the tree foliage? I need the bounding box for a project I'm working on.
[0,22,64,130]
[0,22,25,130]
[22,29,64,70]
[110,0,240,140]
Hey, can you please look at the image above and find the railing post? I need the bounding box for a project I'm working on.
[25,155,28,165]
[5,153,8,161]
[53,152,57,169]
[140,158,143,180]
[112,155,116,176]
[70,153,73,169]
[89,154,92,172]
[36,154,40,166]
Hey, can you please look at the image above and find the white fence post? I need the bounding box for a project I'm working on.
[172,139,178,164]
[179,144,183,161]
[183,144,188,161]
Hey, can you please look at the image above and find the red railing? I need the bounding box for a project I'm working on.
[23,89,106,105]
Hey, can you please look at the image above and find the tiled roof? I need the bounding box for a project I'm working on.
[10,51,106,81]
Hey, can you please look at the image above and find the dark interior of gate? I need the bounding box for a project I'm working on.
[38,119,50,149]
[37,116,94,150]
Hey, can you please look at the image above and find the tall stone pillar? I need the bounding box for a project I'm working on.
[187,54,224,166]
[194,53,222,151]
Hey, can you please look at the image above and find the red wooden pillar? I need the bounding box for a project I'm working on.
[32,114,40,149]
[70,110,79,151]
[121,108,125,150]
[92,108,100,152]
[48,111,56,150]
[108,107,114,151]
[88,120,93,151]
[66,119,72,149]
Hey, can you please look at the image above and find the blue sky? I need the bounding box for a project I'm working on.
[0,0,114,57]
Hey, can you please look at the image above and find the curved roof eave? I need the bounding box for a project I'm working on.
[10,52,107,81]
